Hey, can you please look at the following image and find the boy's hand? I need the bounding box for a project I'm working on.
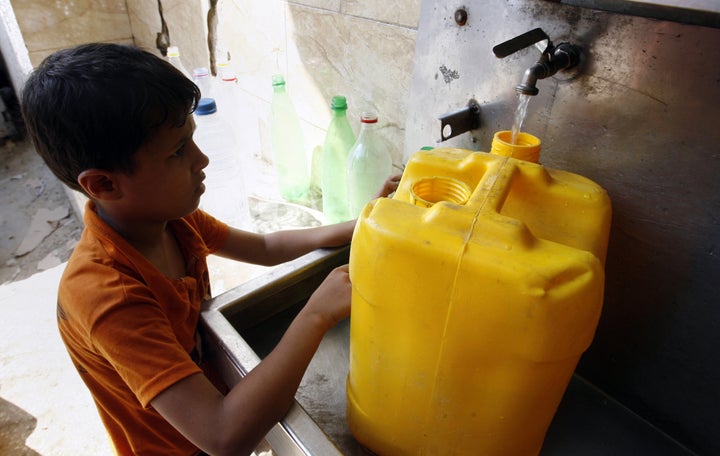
[303,265,352,331]
[374,173,402,199]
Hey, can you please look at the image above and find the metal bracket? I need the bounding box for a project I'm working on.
[438,99,481,142]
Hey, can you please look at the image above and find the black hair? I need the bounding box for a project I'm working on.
[21,43,201,193]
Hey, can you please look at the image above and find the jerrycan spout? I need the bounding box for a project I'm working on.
[493,28,582,96]
[491,130,542,163]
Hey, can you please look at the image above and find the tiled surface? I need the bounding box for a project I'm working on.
[11,0,133,66]
[286,4,416,166]
[227,0,418,167]
[343,0,422,28]
[9,0,420,172]
[126,0,208,71]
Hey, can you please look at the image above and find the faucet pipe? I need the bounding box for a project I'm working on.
[493,29,583,96]
[516,43,582,96]
[517,62,546,96]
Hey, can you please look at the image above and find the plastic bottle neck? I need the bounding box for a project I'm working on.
[218,61,237,83]
[167,46,181,58]
[358,112,378,132]
[359,119,378,133]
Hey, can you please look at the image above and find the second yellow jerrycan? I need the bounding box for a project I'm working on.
[347,131,612,456]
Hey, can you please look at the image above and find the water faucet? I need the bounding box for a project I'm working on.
[493,28,582,96]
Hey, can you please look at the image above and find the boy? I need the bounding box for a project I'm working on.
[21,43,399,455]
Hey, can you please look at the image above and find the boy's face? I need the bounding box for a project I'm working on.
[113,116,209,222]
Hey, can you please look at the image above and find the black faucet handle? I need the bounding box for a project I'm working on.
[493,28,552,58]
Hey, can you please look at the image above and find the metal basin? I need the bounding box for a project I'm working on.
[200,245,695,456]
[200,246,355,455]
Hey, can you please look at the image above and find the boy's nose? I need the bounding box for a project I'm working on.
[198,149,210,170]
[192,142,210,171]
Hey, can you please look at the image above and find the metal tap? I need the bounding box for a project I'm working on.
[493,28,582,96]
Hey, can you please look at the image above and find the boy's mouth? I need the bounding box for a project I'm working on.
[196,173,206,195]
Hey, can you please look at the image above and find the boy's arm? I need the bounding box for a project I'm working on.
[216,220,355,266]
[216,174,401,266]
[151,265,351,455]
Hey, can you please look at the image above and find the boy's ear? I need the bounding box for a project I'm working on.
[77,169,122,200]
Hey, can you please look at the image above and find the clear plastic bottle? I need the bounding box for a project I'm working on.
[217,59,238,114]
[192,67,216,100]
[347,112,392,218]
[270,74,309,202]
[321,96,356,223]
[166,46,191,79]
[216,59,259,159]
[216,59,242,133]
[193,98,253,231]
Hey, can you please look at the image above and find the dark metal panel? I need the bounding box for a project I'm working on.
[404,1,720,454]
[559,0,720,28]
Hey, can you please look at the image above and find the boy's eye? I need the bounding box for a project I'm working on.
[171,145,186,158]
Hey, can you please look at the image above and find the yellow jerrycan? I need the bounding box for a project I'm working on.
[347,131,611,455]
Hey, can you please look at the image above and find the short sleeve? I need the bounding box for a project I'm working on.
[90,283,203,407]
[184,209,230,254]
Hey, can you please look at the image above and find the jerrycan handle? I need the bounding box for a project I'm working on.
[492,28,551,58]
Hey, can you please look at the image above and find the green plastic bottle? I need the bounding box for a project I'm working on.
[270,74,309,202]
[321,96,356,223]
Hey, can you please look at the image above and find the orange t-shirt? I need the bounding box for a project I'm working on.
[57,202,229,455]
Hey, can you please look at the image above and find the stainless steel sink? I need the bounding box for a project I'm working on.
[200,245,695,456]
[200,246,357,455]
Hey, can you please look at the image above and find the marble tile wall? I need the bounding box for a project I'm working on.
[126,0,208,71]
[10,0,420,177]
[213,0,420,168]
[283,4,417,166]
[10,0,133,66]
